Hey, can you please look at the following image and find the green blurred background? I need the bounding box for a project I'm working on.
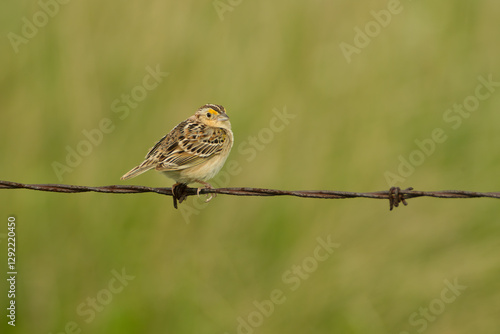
[1,0,500,333]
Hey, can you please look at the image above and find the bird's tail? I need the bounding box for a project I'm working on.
[120,163,155,180]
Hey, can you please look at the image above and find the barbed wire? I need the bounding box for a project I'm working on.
[1,180,499,210]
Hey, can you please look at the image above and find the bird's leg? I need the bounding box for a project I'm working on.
[195,180,217,202]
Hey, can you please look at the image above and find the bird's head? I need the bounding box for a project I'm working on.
[194,104,231,130]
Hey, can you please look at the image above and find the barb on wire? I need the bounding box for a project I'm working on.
[1,180,500,210]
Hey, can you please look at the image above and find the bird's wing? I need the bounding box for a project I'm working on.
[153,122,230,172]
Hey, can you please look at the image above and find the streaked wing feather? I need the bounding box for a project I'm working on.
[121,117,232,180]
[155,122,230,171]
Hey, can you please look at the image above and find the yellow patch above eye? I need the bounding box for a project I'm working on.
[208,109,218,115]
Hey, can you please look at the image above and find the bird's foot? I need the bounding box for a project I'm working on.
[171,183,188,209]
[195,180,217,203]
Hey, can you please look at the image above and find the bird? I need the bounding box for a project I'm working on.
[120,104,233,208]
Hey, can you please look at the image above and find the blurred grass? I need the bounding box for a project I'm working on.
[1,0,500,333]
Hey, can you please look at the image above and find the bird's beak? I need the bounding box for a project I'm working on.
[218,114,230,122]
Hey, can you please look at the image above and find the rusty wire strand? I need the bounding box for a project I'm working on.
[1,180,500,211]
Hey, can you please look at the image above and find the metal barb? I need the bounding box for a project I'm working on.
[389,187,414,211]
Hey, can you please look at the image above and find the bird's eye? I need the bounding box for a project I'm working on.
[206,112,212,118]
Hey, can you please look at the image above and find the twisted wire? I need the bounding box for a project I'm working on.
[2,180,499,210]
